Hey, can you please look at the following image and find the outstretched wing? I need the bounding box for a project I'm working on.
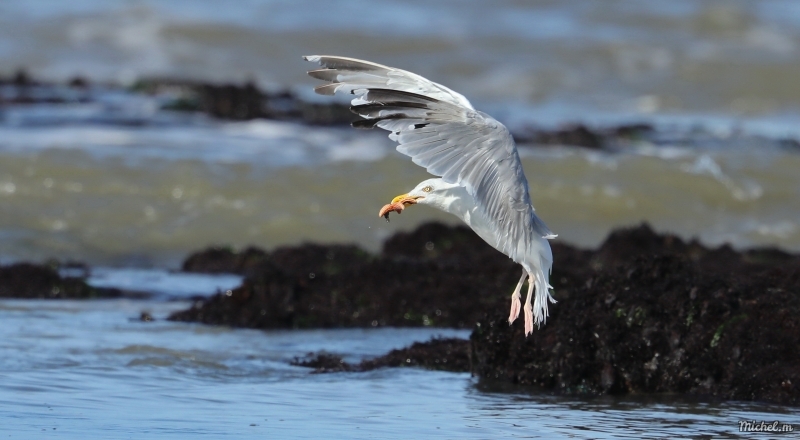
[304,55,554,262]
[303,55,473,109]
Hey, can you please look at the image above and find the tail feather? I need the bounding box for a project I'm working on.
[533,267,556,328]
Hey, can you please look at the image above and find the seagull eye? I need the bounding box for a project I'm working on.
[422,186,433,192]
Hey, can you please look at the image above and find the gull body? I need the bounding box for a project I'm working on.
[304,55,557,335]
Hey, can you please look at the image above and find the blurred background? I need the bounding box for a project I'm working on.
[1,0,799,267]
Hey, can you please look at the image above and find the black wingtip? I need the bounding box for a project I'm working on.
[352,114,409,129]
[352,119,379,129]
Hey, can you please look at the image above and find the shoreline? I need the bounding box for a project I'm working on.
[2,72,798,407]
[3,221,797,406]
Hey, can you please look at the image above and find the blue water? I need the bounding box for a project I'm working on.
[2,283,798,439]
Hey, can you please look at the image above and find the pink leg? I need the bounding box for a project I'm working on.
[523,274,535,336]
[508,271,526,324]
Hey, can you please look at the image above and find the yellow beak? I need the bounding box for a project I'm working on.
[379,194,424,220]
[391,194,423,205]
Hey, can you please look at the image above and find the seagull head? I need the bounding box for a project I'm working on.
[378,178,463,220]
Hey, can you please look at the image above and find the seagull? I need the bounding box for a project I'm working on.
[304,55,557,335]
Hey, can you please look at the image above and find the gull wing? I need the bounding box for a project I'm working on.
[304,56,554,261]
[303,55,473,109]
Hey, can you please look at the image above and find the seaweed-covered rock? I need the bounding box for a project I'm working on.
[172,222,799,405]
[169,253,514,329]
[0,263,116,299]
[292,337,470,373]
[132,78,354,124]
[182,246,270,277]
[471,230,800,406]
[291,352,354,373]
[170,234,518,328]
[357,337,470,372]
[515,123,605,149]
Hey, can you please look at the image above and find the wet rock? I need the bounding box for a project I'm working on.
[0,262,118,299]
[471,233,800,406]
[292,337,470,373]
[610,123,656,139]
[511,123,659,151]
[68,76,89,88]
[181,246,270,277]
[188,82,352,124]
[174,221,799,405]
[0,70,92,105]
[291,352,353,373]
[381,222,492,261]
[516,123,605,149]
[12,68,34,87]
[198,82,265,120]
[358,337,470,372]
[133,78,354,124]
[0,71,354,125]
[170,237,514,329]
[780,138,800,150]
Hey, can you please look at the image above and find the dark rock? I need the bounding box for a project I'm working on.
[182,246,270,277]
[512,122,659,151]
[198,81,265,120]
[298,101,354,125]
[0,263,117,299]
[68,76,89,88]
[471,245,800,406]
[171,235,514,329]
[779,138,800,150]
[358,337,470,372]
[592,223,692,268]
[132,77,354,125]
[173,221,799,405]
[171,259,296,328]
[381,222,490,261]
[514,124,604,149]
[611,123,655,139]
[12,69,33,87]
[292,337,470,373]
[291,352,353,373]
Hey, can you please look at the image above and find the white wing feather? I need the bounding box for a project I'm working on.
[303,55,473,109]
[304,55,555,264]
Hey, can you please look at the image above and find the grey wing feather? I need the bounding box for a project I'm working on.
[303,55,474,109]
[304,56,555,262]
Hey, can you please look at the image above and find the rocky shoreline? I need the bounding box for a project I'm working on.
[170,222,799,406]
[0,262,119,299]
[1,222,797,405]
[2,70,799,405]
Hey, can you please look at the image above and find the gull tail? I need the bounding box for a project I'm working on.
[532,267,556,329]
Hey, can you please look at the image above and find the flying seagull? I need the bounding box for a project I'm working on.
[304,55,556,335]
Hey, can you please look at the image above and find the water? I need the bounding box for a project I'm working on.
[1,1,799,437]
[1,116,798,266]
[1,276,798,439]
[1,2,800,266]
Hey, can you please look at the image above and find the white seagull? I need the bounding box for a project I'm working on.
[304,55,557,335]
